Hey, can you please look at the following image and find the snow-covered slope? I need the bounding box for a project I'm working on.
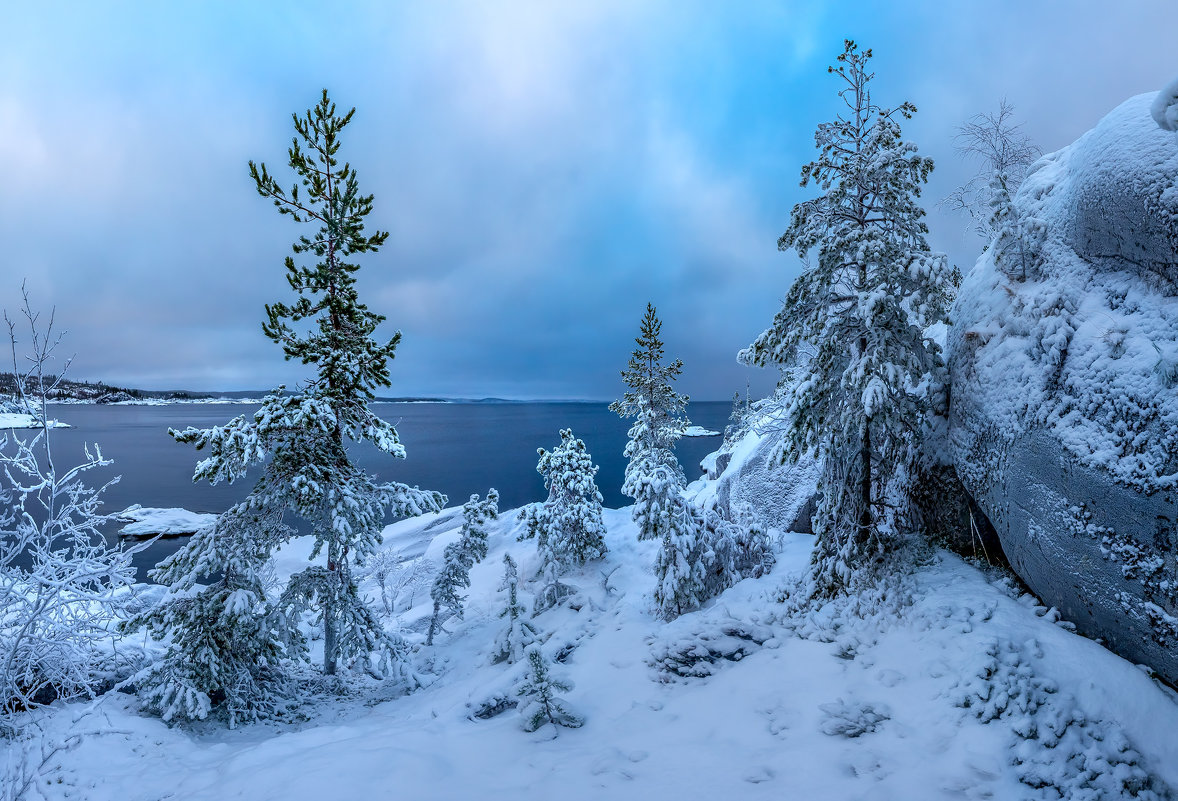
[949,91,1178,685]
[11,504,1178,800]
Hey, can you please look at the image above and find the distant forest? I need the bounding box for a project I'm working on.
[0,372,212,403]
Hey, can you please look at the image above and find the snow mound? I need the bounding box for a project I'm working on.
[1153,76,1178,131]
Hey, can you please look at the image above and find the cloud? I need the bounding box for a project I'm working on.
[1,2,1175,399]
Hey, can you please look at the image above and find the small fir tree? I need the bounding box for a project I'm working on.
[610,303,690,533]
[733,503,775,579]
[490,553,538,665]
[516,645,583,732]
[427,490,498,646]
[650,497,708,620]
[518,429,607,612]
[739,42,952,597]
[612,304,712,619]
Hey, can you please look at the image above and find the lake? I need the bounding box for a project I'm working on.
[35,401,732,578]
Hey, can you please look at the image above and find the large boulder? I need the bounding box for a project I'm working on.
[949,92,1178,684]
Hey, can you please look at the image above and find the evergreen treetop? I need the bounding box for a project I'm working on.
[610,302,689,458]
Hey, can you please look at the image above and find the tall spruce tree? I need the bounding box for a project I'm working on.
[254,90,446,675]
[131,91,446,721]
[739,42,951,597]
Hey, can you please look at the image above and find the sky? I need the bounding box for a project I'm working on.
[1,1,1176,400]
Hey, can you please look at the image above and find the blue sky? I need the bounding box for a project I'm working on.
[2,1,1175,399]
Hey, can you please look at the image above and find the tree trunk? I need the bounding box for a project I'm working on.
[426,602,440,646]
[860,333,873,551]
[324,544,338,676]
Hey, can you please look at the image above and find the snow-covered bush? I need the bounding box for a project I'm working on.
[817,698,890,738]
[0,292,139,733]
[427,490,498,645]
[647,614,773,681]
[490,554,537,665]
[952,637,1167,799]
[515,646,582,732]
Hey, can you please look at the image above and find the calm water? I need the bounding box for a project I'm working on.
[37,401,731,579]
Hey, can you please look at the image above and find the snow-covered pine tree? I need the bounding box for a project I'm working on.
[610,304,710,618]
[516,645,583,732]
[733,503,775,579]
[427,490,498,646]
[490,553,538,665]
[739,41,952,597]
[518,428,607,602]
[988,170,1045,282]
[650,498,708,619]
[253,91,445,677]
[610,302,690,533]
[131,91,446,722]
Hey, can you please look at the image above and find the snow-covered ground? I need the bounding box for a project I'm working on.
[681,425,720,437]
[8,505,1178,800]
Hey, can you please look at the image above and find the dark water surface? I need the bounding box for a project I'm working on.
[39,401,731,579]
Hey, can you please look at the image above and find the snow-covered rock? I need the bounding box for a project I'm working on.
[681,425,720,437]
[948,90,1178,686]
[691,415,818,534]
[116,505,215,538]
[0,411,70,429]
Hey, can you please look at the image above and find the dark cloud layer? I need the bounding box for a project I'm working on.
[1,1,1175,399]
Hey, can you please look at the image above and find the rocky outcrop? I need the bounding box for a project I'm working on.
[949,92,1178,685]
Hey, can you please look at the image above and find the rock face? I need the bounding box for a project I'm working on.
[949,92,1178,685]
[692,422,819,535]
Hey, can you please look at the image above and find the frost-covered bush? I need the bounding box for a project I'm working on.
[0,293,139,732]
[817,698,890,738]
[952,637,1168,799]
[515,646,582,732]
